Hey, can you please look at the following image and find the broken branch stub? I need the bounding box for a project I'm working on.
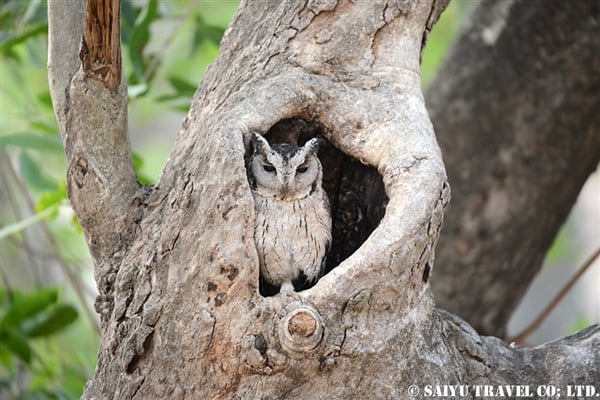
[279,305,325,355]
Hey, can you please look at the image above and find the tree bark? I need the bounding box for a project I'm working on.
[46,0,600,399]
[48,0,141,321]
[427,0,600,337]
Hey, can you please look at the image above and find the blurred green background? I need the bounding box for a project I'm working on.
[1,1,597,398]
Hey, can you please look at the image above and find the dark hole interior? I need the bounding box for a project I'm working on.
[249,118,388,296]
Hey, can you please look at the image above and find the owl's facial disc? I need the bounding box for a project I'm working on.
[251,134,321,201]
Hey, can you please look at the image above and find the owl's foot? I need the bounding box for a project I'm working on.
[279,282,301,302]
[280,282,295,293]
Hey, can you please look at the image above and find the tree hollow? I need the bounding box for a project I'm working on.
[249,117,388,295]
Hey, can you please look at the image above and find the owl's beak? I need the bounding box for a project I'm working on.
[277,176,292,200]
[279,183,290,197]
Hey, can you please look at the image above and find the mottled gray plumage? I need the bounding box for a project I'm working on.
[249,133,332,292]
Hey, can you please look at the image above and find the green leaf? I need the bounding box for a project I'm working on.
[0,330,32,364]
[35,183,67,212]
[121,0,141,44]
[128,0,160,82]
[29,119,60,135]
[1,133,63,152]
[0,22,47,54]
[128,83,149,98]
[171,103,193,113]
[0,288,58,330]
[545,222,577,264]
[19,152,59,191]
[0,206,57,239]
[25,304,78,338]
[155,93,186,102]
[71,214,83,234]
[0,344,14,372]
[136,174,153,186]
[167,75,197,98]
[132,152,153,185]
[22,0,46,25]
[37,90,54,110]
[132,151,144,171]
[193,14,225,47]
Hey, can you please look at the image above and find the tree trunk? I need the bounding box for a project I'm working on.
[47,0,599,399]
[427,0,600,337]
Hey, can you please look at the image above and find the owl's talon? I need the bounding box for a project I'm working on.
[279,283,301,302]
[280,282,295,293]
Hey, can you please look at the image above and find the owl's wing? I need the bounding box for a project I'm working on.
[303,232,331,284]
[305,192,332,284]
[319,238,331,278]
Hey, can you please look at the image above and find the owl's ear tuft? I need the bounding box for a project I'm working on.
[251,132,271,154]
[304,138,321,156]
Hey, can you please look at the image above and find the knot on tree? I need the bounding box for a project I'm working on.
[279,305,324,355]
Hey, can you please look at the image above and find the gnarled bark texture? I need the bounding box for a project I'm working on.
[427,0,600,337]
[47,0,600,399]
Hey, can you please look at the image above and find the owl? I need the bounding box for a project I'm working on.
[249,133,332,294]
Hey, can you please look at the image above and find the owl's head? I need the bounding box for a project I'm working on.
[250,133,323,201]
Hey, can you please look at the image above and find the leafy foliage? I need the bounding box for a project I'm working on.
[126,0,161,85]
[1,1,237,398]
[0,288,79,398]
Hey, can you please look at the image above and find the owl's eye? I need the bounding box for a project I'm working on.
[296,166,308,174]
[263,164,276,172]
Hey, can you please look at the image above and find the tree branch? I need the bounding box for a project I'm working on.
[437,310,600,388]
[47,0,86,132]
[508,247,600,344]
[427,0,600,336]
[48,0,139,325]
